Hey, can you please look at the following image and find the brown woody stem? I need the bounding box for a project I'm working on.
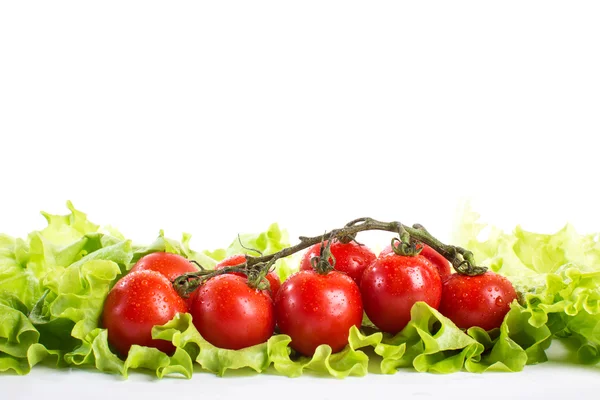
[173,218,487,297]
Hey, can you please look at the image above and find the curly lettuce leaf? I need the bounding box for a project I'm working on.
[131,231,215,268]
[156,312,369,378]
[455,207,600,365]
[0,294,65,374]
[268,333,369,378]
[67,312,368,379]
[81,312,370,379]
[0,203,132,374]
[39,201,100,246]
[154,312,269,376]
[0,236,41,310]
[349,302,542,374]
[76,327,193,378]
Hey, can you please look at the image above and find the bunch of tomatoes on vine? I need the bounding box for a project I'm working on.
[102,218,517,358]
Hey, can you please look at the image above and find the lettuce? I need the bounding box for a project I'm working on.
[0,204,133,374]
[348,302,548,374]
[131,230,215,268]
[455,207,600,365]
[3,203,600,378]
[0,204,303,377]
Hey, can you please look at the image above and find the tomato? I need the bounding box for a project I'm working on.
[216,254,281,298]
[274,270,363,356]
[130,252,198,282]
[299,240,376,285]
[102,270,188,356]
[438,271,517,331]
[360,253,442,334]
[189,274,275,350]
[380,243,452,280]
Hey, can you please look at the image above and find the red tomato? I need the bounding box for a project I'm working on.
[216,254,281,298]
[299,240,376,285]
[102,270,188,356]
[360,254,442,334]
[130,252,198,282]
[274,270,363,356]
[189,274,275,350]
[438,271,517,331]
[380,243,452,280]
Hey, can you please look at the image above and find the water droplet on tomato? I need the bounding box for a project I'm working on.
[487,287,492,292]
[495,297,503,306]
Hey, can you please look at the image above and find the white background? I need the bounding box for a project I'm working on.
[1,1,600,399]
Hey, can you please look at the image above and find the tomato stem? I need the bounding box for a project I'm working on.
[409,223,486,275]
[390,225,423,256]
[173,218,487,296]
[172,261,272,297]
[309,237,336,275]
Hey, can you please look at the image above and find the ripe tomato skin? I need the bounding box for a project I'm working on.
[274,270,363,356]
[102,270,188,356]
[438,271,517,331]
[130,252,198,282]
[360,254,442,334]
[216,254,281,298]
[189,274,275,350]
[380,243,452,280]
[299,241,376,285]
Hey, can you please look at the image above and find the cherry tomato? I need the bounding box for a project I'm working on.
[299,240,376,285]
[189,274,275,350]
[130,252,198,282]
[380,243,452,280]
[216,254,281,298]
[102,270,188,356]
[360,253,442,334]
[274,270,363,356]
[438,271,517,331]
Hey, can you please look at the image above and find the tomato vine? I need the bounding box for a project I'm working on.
[173,217,488,298]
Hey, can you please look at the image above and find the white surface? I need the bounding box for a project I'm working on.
[3,344,600,400]
[2,1,600,399]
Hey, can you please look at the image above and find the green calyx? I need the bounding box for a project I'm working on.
[310,240,336,275]
[390,237,423,257]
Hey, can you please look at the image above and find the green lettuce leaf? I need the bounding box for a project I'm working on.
[73,327,193,379]
[154,312,268,376]
[269,333,369,378]
[131,230,215,268]
[349,302,539,374]
[455,207,600,366]
[0,203,131,374]
[60,312,369,379]
[0,236,41,310]
[39,201,100,246]
[154,313,369,378]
